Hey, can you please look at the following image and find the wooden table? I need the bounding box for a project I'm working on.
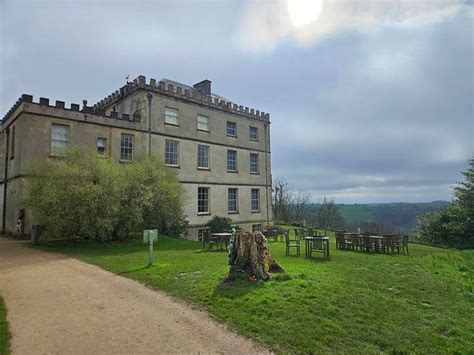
[305,236,330,259]
[203,232,232,251]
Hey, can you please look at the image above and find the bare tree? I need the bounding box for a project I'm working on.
[316,197,340,229]
[272,177,291,222]
[289,188,312,222]
[272,177,312,223]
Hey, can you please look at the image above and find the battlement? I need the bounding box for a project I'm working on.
[1,94,141,126]
[93,75,270,122]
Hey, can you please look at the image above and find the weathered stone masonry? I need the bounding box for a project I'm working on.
[0,76,273,239]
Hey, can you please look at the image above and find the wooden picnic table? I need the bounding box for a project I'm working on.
[203,232,232,251]
[304,236,330,259]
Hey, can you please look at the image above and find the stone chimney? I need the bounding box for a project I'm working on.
[193,80,211,96]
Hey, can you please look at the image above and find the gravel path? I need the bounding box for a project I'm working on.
[0,238,267,354]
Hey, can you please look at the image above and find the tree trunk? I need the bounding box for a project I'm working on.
[227,231,284,281]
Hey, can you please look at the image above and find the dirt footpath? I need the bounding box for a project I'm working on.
[0,238,267,354]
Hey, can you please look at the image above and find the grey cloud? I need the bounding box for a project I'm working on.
[1,1,472,203]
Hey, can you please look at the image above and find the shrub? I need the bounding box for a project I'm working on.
[25,148,187,242]
[207,216,232,233]
[417,158,474,249]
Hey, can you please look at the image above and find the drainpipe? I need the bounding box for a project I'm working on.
[2,127,10,233]
[264,123,270,226]
[147,93,153,156]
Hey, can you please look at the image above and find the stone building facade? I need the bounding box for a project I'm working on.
[0,75,273,239]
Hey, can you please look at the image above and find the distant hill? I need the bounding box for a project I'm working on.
[337,201,450,235]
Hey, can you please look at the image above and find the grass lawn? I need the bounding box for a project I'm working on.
[41,230,474,354]
[0,296,10,355]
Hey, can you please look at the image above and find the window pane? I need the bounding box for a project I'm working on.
[228,188,238,212]
[97,137,107,155]
[52,124,69,141]
[250,153,258,173]
[165,107,178,125]
[197,145,209,168]
[227,121,236,136]
[51,124,69,156]
[120,134,133,161]
[197,115,209,131]
[198,187,209,213]
[227,150,237,171]
[249,126,258,141]
[251,189,260,211]
[165,140,179,165]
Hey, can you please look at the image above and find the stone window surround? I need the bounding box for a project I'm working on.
[197,144,210,169]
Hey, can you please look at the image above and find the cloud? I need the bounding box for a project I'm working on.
[235,0,466,51]
[1,0,472,203]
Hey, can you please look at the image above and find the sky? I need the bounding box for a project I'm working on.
[1,0,473,203]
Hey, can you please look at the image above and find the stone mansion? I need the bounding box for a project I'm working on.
[0,76,273,239]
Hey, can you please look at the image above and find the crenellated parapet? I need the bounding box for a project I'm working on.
[93,75,270,122]
[1,94,141,126]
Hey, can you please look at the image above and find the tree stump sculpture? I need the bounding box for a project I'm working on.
[227,231,285,281]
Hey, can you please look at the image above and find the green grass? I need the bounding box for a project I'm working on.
[0,296,10,355]
[40,231,474,354]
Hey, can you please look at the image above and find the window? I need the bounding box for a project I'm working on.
[250,153,259,173]
[227,121,237,136]
[10,126,15,159]
[165,140,179,166]
[197,115,209,131]
[228,188,238,213]
[227,150,237,171]
[165,107,179,125]
[251,189,260,211]
[120,134,133,161]
[198,187,209,214]
[197,145,209,169]
[51,124,69,156]
[249,126,258,141]
[97,137,107,155]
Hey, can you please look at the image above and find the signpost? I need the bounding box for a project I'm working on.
[143,229,158,266]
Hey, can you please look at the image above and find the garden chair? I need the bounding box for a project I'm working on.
[389,235,408,254]
[402,235,409,254]
[352,234,363,251]
[285,232,301,256]
[335,232,345,250]
[362,234,372,252]
[308,237,329,259]
[382,235,392,253]
[264,229,278,242]
[344,234,353,250]
[297,229,307,238]
[278,229,289,242]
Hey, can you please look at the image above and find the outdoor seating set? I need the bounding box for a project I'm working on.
[264,227,330,260]
[335,232,409,254]
[202,226,329,260]
[201,229,233,250]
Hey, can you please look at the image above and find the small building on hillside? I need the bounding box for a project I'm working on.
[0,76,273,239]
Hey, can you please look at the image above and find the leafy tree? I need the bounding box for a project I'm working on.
[206,216,232,233]
[417,158,474,249]
[25,148,187,242]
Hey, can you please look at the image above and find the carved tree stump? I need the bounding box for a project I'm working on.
[227,231,285,281]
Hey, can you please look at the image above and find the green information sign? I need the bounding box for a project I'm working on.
[143,229,158,266]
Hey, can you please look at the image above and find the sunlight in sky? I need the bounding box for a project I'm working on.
[287,0,324,27]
